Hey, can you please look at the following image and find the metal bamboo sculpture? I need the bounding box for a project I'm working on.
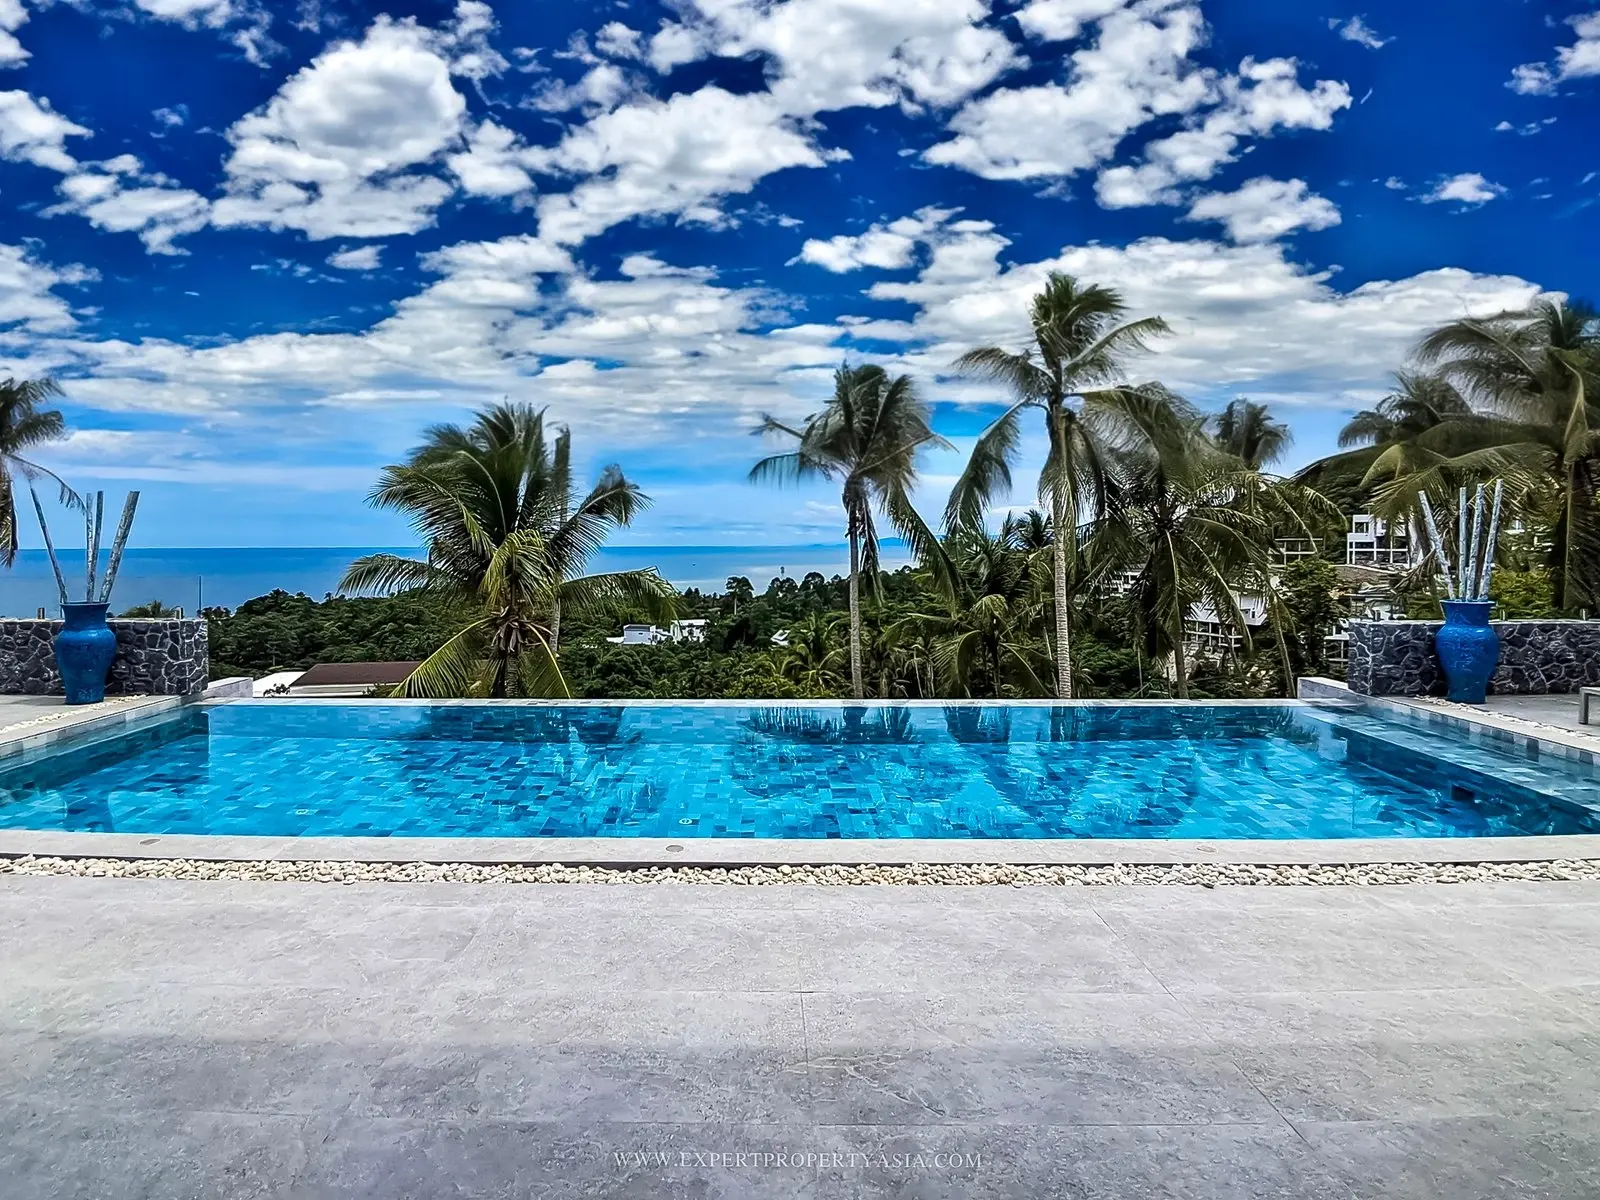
[1416,481,1504,602]
[32,488,140,607]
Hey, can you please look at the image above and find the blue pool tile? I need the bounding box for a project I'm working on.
[0,702,1597,840]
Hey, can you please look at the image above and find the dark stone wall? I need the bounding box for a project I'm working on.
[0,619,208,696]
[1347,619,1600,697]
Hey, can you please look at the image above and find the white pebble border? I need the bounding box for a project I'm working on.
[4,855,1600,887]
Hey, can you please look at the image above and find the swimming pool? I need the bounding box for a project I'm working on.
[2,700,1597,840]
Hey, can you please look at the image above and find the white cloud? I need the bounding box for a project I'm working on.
[856,225,1546,409]
[445,0,508,82]
[211,13,473,238]
[527,87,845,246]
[1382,175,1406,190]
[1,0,29,69]
[447,119,536,197]
[1013,0,1127,43]
[1184,177,1340,242]
[134,0,233,19]
[526,62,631,113]
[476,0,1032,247]
[1331,16,1390,50]
[594,21,643,60]
[1508,10,1600,94]
[927,1,1211,180]
[0,242,95,334]
[54,169,211,254]
[327,245,382,270]
[1095,55,1351,208]
[1421,172,1505,206]
[686,0,1023,115]
[0,89,89,172]
[152,105,188,129]
[793,207,957,271]
[1495,116,1557,135]
[646,22,707,72]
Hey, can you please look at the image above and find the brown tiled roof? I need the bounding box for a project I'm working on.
[292,661,420,687]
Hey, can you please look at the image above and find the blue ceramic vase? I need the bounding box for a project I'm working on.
[54,602,117,705]
[1435,599,1499,704]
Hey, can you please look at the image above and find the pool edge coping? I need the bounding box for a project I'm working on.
[3,830,1599,866]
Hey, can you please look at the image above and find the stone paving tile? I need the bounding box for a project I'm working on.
[1294,1113,1600,1200]
[794,903,1164,995]
[1423,903,1600,989]
[1180,986,1600,1122]
[800,990,1276,1128]
[1367,878,1600,909]
[1094,904,1524,994]
[810,1122,1354,1200]
[351,990,810,1126]
[0,1102,316,1200]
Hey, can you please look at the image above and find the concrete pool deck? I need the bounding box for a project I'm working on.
[3,873,1600,1197]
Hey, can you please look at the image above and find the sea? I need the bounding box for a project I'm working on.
[0,545,908,616]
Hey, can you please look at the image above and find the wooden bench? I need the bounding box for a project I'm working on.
[1583,688,1600,726]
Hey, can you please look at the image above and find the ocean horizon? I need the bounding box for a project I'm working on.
[0,544,910,616]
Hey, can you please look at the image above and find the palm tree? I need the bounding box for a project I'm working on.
[909,524,1051,698]
[0,377,76,567]
[1210,398,1291,468]
[751,364,951,699]
[1089,387,1330,698]
[946,272,1170,698]
[340,403,673,697]
[1404,299,1600,611]
[775,611,847,694]
[1296,371,1474,496]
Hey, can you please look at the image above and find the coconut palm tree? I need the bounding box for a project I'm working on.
[909,524,1051,698]
[775,610,847,694]
[1403,299,1600,611]
[1295,371,1475,500]
[751,364,952,699]
[946,272,1170,698]
[1210,398,1291,468]
[0,377,76,567]
[1088,386,1330,698]
[340,403,673,697]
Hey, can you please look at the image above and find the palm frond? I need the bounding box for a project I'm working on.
[951,346,1051,402]
[338,553,442,596]
[392,619,492,698]
[559,568,677,622]
[942,400,1027,530]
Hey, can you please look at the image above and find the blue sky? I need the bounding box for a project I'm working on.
[0,0,1596,554]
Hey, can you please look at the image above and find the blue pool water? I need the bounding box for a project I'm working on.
[2,702,1598,840]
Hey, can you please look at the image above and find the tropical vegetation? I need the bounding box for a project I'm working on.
[337,403,673,697]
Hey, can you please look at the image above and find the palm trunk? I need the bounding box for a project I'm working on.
[1050,407,1073,699]
[549,597,562,655]
[847,522,864,700]
[1270,601,1293,698]
[1172,626,1190,700]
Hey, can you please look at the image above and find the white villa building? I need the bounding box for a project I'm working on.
[605,619,709,646]
[1345,514,1414,568]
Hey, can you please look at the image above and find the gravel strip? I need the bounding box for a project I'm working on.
[4,855,1600,887]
